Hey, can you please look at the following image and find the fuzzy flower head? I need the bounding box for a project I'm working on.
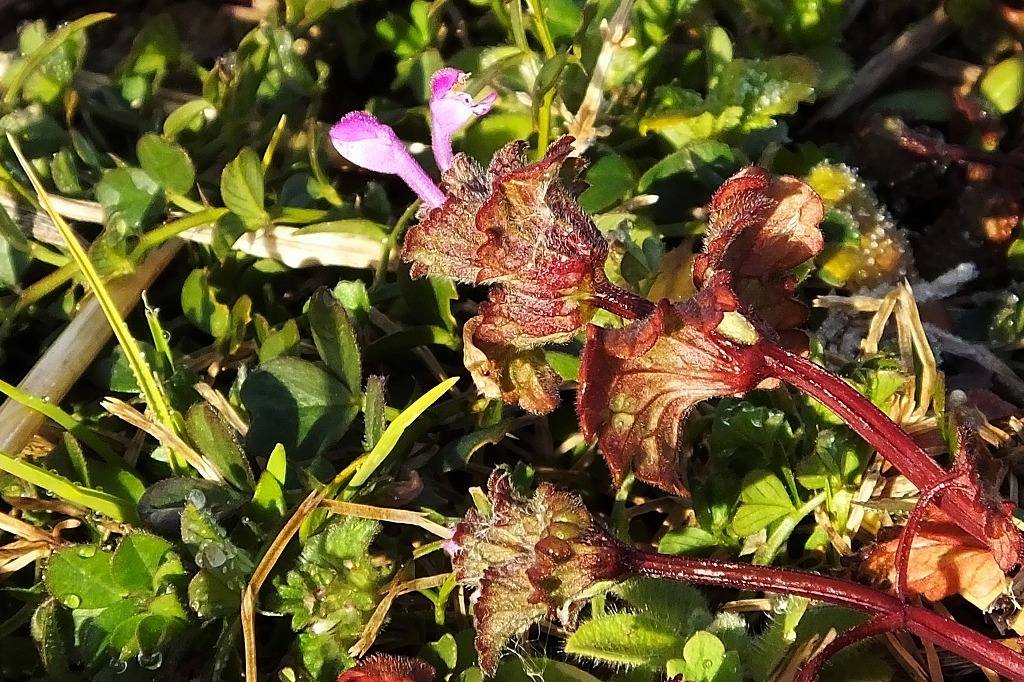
[429,68,497,172]
[447,470,625,674]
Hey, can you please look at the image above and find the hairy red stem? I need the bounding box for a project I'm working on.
[760,343,991,547]
[629,549,1024,680]
[794,614,903,682]
[591,282,655,320]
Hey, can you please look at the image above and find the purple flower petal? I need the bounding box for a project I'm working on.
[429,69,496,172]
[330,111,445,208]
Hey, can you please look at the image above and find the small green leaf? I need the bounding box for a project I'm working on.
[241,356,358,459]
[95,167,166,236]
[980,54,1024,114]
[565,612,686,667]
[657,526,720,556]
[579,153,634,213]
[187,570,239,619]
[31,599,74,678]
[164,98,215,137]
[45,545,123,609]
[221,147,269,228]
[613,578,712,632]
[666,631,741,682]
[362,375,387,452]
[184,403,254,490]
[181,269,231,340]
[110,534,182,596]
[180,504,254,590]
[137,133,195,194]
[730,470,795,536]
[250,443,288,529]
[308,287,362,392]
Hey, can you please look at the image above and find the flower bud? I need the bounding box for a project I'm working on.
[448,470,626,674]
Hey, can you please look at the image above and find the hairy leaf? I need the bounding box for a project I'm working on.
[695,166,824,335]
[449,471,625,674]
[578,280,768,495]
[338,654,435,682]
[402,136,621,412]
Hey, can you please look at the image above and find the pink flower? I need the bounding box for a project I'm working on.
[429,69,497,172]
[330,111,445,208]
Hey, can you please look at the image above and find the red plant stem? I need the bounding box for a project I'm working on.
[759,342,991,547]
[794,614,903,682]
[591,282,655,320]
[629,549,1024,680]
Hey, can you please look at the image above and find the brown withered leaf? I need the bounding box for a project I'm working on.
[577,276,769,495]
[694,166,824,332]
[337,654,435,682]
[862,430,1022,608]
[463,316,561,415]
[861,506,1011,609]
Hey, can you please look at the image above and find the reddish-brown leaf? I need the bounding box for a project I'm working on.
[338,654,435,682]
[861,506,1011,608]
[403,136,623,413]
[403,136,611,349]
[577,277,769,494]
[694,167,824,333]
[862,431,1022,607]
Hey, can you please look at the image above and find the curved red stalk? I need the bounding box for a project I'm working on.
[629,549,1024,680]
[794,614,903,682]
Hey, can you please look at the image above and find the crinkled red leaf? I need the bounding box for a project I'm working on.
[403,136,612,349]
[578,277,768,494]
[402,153,491,283]
[338,654,435,682]
[694,166,824,333]
[463,316,561,415]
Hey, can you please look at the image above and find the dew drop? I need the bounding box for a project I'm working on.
[138,651,163,670]
[310,619,332,635]
[64,594,81,608]
[186,489,207,509]
[76,545,97,558]
[201,543,227,569]
[112,659,128,674]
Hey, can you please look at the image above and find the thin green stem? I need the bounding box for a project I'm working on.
[527,0,557,58]
[132,207,228,258]
[372,200,419,291]
[17,262,76,309]
[0,377,128,470]
[27,242,70,267]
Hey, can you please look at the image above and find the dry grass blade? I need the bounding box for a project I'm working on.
[349,571,450,658]
[319,499,451,539]
[193,382,249,436]
[101,397,222,482]
[812,5,952,122]
[0,510,55,544]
